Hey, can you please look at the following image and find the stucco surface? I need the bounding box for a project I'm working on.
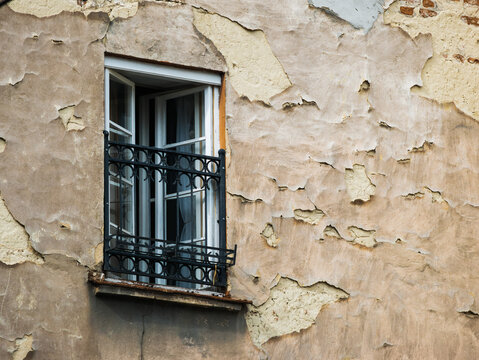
[105,2,225,72]
[308,0,386,31]
[193,9,292,103]
[8,0,139,20]
[0,194,43,265]
[385,0,479,121]
[0,0,478,359]
[245,277,348,347]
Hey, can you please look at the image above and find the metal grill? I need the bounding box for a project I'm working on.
[103,131,235,289]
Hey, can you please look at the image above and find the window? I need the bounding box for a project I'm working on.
[103,57,236,291]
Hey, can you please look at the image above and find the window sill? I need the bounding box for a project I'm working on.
[88,272,250,312]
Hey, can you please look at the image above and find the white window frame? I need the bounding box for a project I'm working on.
[105,69,136,235]
[104,56,222,287]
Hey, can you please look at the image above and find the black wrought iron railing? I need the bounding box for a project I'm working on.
[103,131,235,289]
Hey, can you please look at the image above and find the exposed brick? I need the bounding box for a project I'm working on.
[461,15,479,26]
[465,0,479,5]
[419,8,437,17]
[423,0,435,7]
[467,57,479,64]
[453,54,465,62]
[400,6,415,15]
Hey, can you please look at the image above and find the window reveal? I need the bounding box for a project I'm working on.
[103,58,235,290]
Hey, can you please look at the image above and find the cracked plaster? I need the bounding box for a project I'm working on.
[345,164,376,203]
[193,9,291,103]
[308,0,387,31]
[58,105,85,132]
[293,208,325,225]
[0,194,43,266]
[245,277,348,347]
[1,0,479,358]
[10,334,33,360]
[323,225,342,239]
[8,0,139,20]
[385,0,479,120]
[260,223,280,248]
[348,226,377,248]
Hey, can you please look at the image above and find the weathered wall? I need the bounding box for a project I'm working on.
[1,0,479,359]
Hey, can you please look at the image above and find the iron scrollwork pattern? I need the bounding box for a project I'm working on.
[103,131,235,289]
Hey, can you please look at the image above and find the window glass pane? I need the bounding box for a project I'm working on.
[109,126,132,144]
[109,180,134,234]
[110,76,132,131]
[175,140,204,154]
[165,191,204,245]
[166,92,204,146]
[165,197,178,244]
[110,132,131,144]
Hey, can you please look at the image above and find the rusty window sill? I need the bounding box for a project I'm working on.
[88,272,250,312]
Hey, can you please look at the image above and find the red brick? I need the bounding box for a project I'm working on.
[453,54,465,62]
[467,57,479,64]
[461,15,479,26]
[465,0,479,5]
[423,0,435,7]
[400,6,415,15]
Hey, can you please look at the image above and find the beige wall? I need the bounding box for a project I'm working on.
[1,1,479,359]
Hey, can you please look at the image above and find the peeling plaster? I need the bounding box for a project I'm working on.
[94,242,103,265]
[459,310,479,319]
[0,194,43,265]
[281,99,319,111]
[0,137,5,153]
[323,225,342,239]
[402,191,425,200]
[2,1,479,358]
[193,9,291,103]
[358,79,371,92]
[10,334,33,360]
[410,140,433,153]
[379,121,393,129]
[293,208,325,225]
[58,105,85,132]
[308,0,386,31]
[260,223,280,248]
[424,187,449,208]
[344,164,376,203]
[385,0,479,120]
[245,277,348,347]
[8,0,139,20]
[348,226,377,248]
